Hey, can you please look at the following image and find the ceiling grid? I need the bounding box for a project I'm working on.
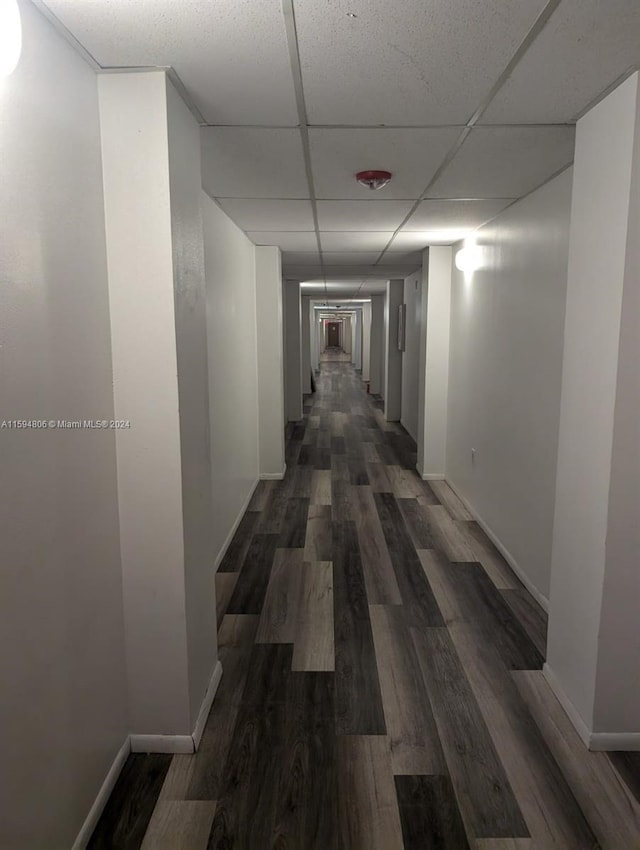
[39,0,640,296]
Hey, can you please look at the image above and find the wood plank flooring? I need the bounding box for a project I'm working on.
[90,353,639,849]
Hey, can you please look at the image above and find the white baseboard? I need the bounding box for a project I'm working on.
[590,732,640,751]
[543,663,640,751]
[420,472,445,481]
[72,737,130,850]
[191,660,223,751]
[73,664,224,846]
[260,466,286,481]
[130,734,194,754]
[214,478,260,570]
[444,479,550,614]
[543,662,592,748]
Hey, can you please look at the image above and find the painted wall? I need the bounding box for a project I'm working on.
[283,280,303,421]
[99,71,191,737]
[401,271,421,441]
[362,301,372,382]
[301,296,311,393]
[547,73,640,734]
[447,169,572,602]
[384,280,404,421]
[418,247,452,479]
[201,194,260,560]
[0,3,128,846]
[370,294,385,396]
[166,81,217,729]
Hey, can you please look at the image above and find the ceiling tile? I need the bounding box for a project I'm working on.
[44,0,298,124]
[427,127,575,199]
[309,128,459,199]
[316,201,413,231]
[282,252,322,264]
[216,199,315,231]
[377,251,423,265]
[247,232,318,251]
[390,231,468,250]
[403,199,513,231]
[322,252,381,265]
[319,232,394,251]
[201,129,308,198]
[294,0,548,125]
[482,0,640,124]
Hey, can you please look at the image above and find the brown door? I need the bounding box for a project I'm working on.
[327,322,340,347]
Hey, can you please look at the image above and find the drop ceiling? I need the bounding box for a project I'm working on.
[40,0,640,297]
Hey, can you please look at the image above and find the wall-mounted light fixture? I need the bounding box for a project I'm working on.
[455,244,482,273]
[0,0,22,77]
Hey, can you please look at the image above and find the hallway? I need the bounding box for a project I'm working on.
[88,356,637,849]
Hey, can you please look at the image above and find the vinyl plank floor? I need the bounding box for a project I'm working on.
[303,503,333,561]
[500,587,548,660]
[292,561,334,672]
[226,533,279,615]
[395,775,470,850]
[141,801,216,850]
[397,497,436,549]
[311,469,332,505]
[88,754,172,850]
[215,571,238,624]
[337,736,404,850]
[255,548,304,644]
[369,604,445,775]
[412,627,529,841]
[350,486,402,605]
[217,510,260,573]
[374,492,444,628]
[513,670,640,850]
[277,496,309,548]
[332,520,386,735]
[429,480,474,520]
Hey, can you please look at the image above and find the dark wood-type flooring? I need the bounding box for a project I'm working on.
[90,351,640,850]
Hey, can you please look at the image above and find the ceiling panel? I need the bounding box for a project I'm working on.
[377,251,423,266]
[427,127,575,199]
[403,199,514,231]
[216,199,315,231]
[43,0,298,124]
[316,201,414,231]
[389,231,468,250]
[319,232,394,251]
[282,252,321,264]
[201,129,308,199]
[247,232,318,251]
[482,0,640,124]
[294,0,548,125]
[309,128,460,199]
[322,252,381,265]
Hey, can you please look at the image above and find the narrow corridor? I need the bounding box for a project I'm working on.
[89,356,638,849]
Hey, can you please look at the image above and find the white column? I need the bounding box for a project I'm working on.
[354,310,363,371]
[547,71,640,749]
[343,317,351,354]
[283,279,303,421]
[256,248,286,478]
[99,71,216,740]
[417,247,452,480]
[384,279,403,421]
[370,294,385,396]
[301,296,311,394]
[362,301,372,382]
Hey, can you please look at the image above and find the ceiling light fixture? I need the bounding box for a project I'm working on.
[0,0,22,77]
[346,11,358,17]
[356,170,392,191]
[455,244,482,273]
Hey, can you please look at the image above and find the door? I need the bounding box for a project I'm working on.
[327,322,340,347]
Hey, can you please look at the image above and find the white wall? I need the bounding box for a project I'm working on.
[547,73,640,737]
[201,194,260,558]
[256,247,286,478]
[99,71,192,737]
[401,271,421,440]
[384,280,404,421]
[166,81,217,729]
[301,296,311,393]
[447,169,572,602]
[0,3,128,846]
[370,295,384,395]
[283,280,303,421]
[362,301,372,382]
[418,247,452,479]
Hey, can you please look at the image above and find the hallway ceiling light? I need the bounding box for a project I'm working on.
[0,0,22,77]
[356,170,392,191]
[455,245,483,273]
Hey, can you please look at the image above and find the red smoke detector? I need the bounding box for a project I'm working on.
[356,170,392,190]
